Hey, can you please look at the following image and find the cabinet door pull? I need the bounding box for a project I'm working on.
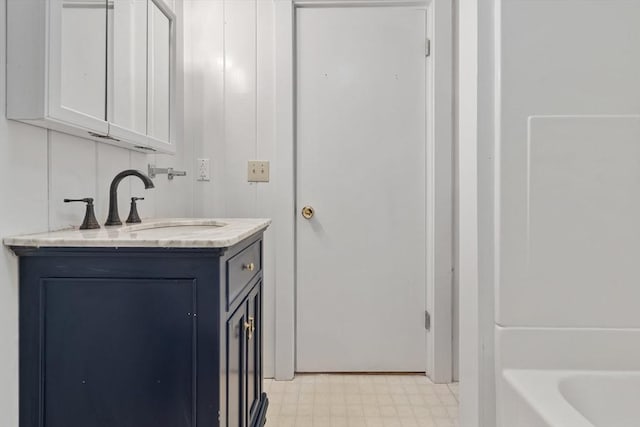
[245,316,255,340]
[242,262,255,272]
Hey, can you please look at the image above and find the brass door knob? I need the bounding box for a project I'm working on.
[242,262,255,272]
[301,206,315,219]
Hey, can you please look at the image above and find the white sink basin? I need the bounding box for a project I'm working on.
[121,219,227,234]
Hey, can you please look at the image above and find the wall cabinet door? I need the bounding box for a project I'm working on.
[7,0,111,137]
[54,0,109,132]
[108,0,176,152]
[146,0,174,150]
[107,0,149,145]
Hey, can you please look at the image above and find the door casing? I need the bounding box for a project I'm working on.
[273,0,454,383]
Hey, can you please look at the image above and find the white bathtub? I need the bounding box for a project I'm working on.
[502,369,640,427]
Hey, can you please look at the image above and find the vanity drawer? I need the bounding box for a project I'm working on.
[227,240,262,307]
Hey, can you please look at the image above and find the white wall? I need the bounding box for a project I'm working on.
[0,1,191,425]
[184,0,277,377]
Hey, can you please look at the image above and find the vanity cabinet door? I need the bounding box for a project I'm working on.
[37,278,195,427]
[227,304,248,427]
[49,0,110,134]
[246,283,263,425]
[226,281,263,427]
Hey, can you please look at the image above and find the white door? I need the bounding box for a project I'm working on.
[296,6,428,372]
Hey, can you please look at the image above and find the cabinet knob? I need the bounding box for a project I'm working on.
[242,262,255,272]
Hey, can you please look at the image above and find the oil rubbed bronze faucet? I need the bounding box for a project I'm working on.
[105,170,155,226]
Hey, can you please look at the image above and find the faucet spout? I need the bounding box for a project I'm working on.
[105,169,155,226]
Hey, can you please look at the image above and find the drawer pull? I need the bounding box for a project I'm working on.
[242,262,255,272]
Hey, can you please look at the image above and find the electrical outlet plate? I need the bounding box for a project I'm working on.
[197,158,210,181]
[248,161,270,182]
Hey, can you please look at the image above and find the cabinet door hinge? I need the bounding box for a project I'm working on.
[425,310,431,330]
[425,38,431,57]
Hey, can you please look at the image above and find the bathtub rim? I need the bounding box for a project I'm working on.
[502,369,603,427]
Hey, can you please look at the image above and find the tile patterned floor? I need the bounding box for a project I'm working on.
[263,374,459,427]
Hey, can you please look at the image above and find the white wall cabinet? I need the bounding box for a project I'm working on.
[7,0,176,154]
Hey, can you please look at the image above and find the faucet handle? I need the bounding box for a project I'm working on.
[126,197,144,224]
[64,198,100,230]
[64,198,94,204]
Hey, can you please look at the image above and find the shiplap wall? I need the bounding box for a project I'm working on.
[185,0,277,377]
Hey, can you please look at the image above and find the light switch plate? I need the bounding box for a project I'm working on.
[248,161,270,182]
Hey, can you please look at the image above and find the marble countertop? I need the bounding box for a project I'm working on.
[3,218,271,249]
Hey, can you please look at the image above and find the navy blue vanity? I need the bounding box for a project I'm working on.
[7,222,269,427]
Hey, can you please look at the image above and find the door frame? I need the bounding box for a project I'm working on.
[273,0,453,383]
